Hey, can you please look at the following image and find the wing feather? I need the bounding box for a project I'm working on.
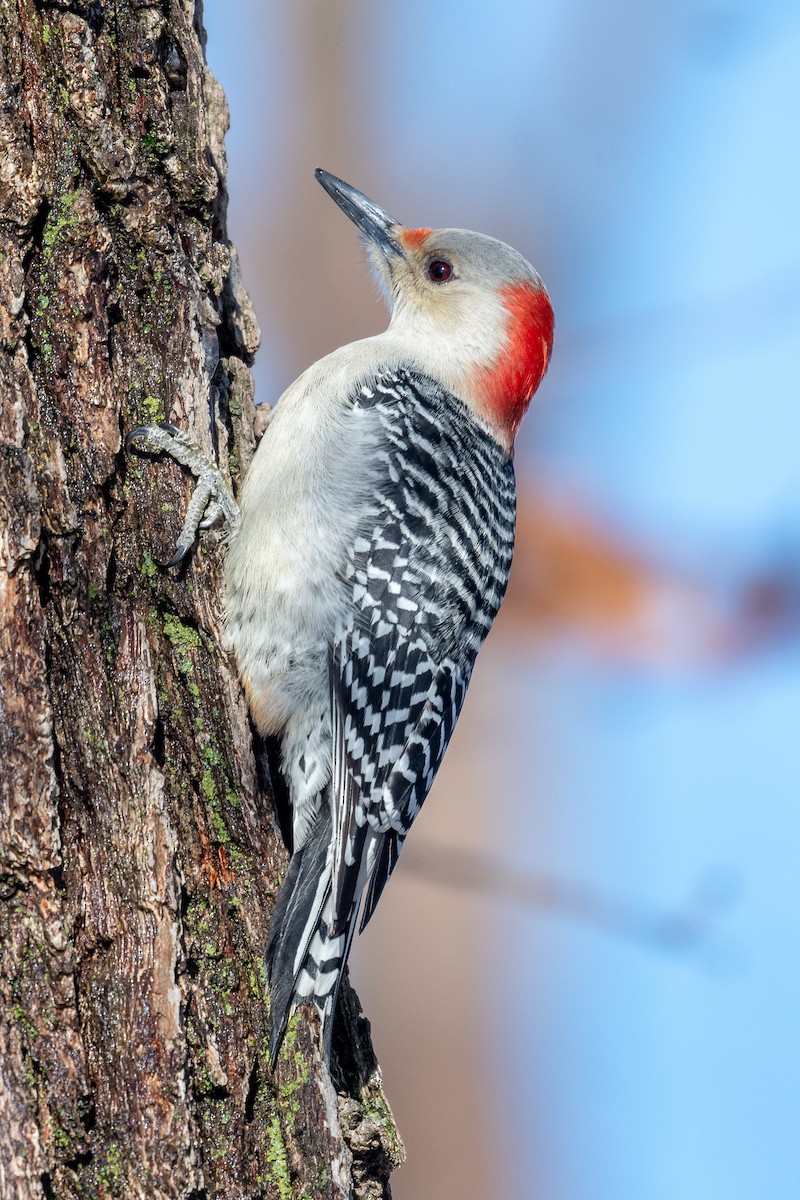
[328,368,516,932]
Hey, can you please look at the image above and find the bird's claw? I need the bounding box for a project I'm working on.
[126,422,240,566]
[125,420,181,453]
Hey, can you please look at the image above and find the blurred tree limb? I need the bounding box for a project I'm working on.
[403,842,739,967]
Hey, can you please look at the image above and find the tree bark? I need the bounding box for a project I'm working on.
[0,2,402,1197]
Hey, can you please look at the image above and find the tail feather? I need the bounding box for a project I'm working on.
[266,807,358,1067]
[359,829,402,933]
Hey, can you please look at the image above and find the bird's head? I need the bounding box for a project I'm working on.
[316,168,554,453]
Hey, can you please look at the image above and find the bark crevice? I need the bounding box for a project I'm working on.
[1,2,403,1197]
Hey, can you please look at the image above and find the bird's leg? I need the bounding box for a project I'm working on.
[126,421,240,566]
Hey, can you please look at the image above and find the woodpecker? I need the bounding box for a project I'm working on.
[129,169,554,1067]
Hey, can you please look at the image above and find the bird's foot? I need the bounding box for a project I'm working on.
[126,421,240,566]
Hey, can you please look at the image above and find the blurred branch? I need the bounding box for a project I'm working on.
[402,842,740,967]
[503,485,800,669]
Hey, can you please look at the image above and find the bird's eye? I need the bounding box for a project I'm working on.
[427,259,453,283]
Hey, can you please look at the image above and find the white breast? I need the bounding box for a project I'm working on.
[223,335,406,733]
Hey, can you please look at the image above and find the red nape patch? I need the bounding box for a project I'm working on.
[479,281,554,442]
[401,227,432,249]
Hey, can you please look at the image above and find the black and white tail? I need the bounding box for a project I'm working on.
[266,807,358,1068]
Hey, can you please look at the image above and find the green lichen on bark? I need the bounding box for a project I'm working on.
[0,1,401,1196]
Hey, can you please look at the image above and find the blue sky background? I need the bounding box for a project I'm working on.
[204,3,800,1196]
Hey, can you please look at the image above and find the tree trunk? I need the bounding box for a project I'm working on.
[0,2,402,1197]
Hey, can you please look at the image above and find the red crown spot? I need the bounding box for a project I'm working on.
[477,281,554,444]
[401,227,433,249]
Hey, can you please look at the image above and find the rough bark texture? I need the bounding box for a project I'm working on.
[0,2,402,1197]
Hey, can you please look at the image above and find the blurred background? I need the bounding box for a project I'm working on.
[203,2,800,1196]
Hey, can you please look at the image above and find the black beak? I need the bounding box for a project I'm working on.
[315,168,405,259]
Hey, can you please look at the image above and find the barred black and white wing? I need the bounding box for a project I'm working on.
[329,368,516,933]
[266,367,516,1065]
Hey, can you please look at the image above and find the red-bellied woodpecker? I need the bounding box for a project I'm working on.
[129,169,554,1067]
